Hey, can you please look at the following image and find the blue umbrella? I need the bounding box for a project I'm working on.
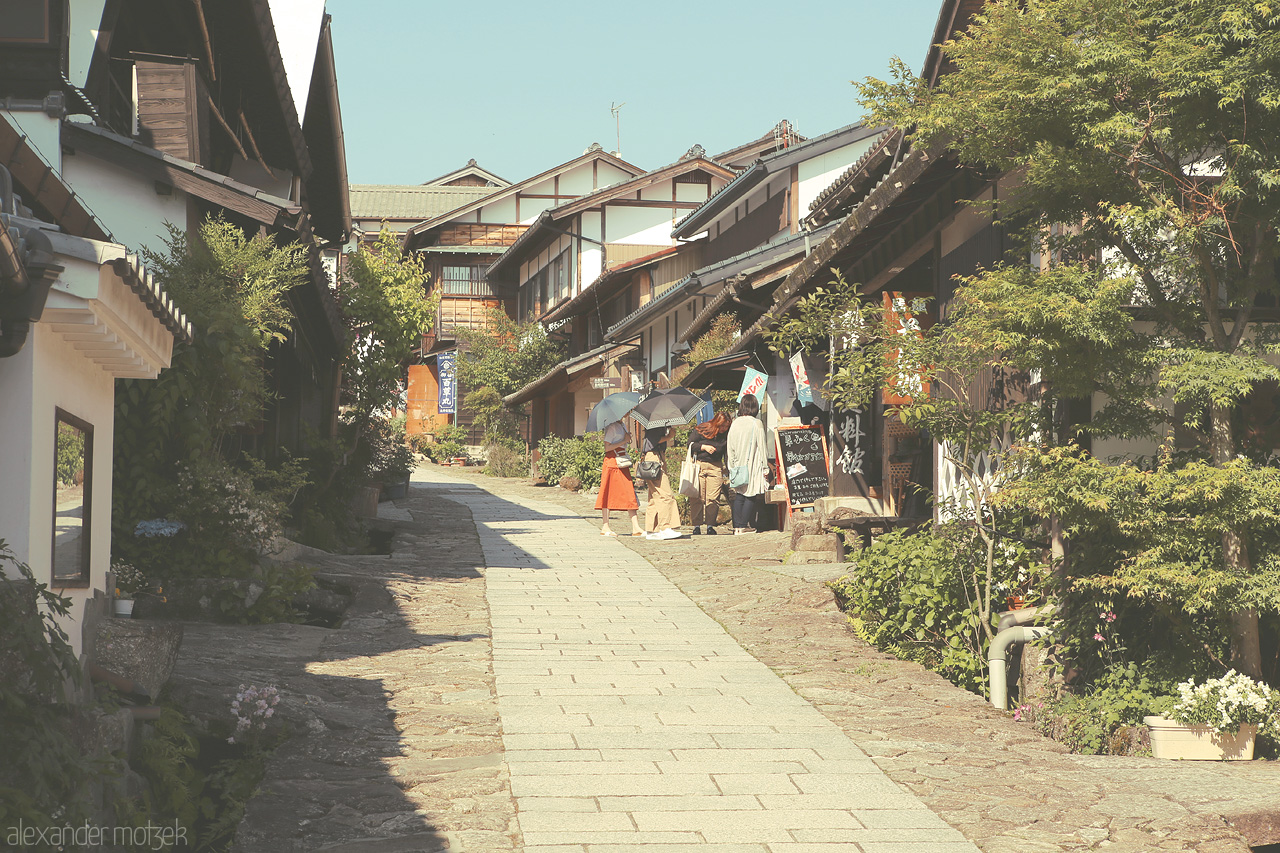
[584,391,642,433]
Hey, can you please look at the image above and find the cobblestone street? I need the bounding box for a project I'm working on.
[170,465,1280,852]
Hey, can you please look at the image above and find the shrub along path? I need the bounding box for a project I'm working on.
[429,463,1280,852]
[168,463,1279,852]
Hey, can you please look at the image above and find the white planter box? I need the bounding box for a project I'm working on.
[113,598,135,618]
[1144,715,1257,760]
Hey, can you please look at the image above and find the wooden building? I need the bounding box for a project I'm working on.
[491,147,734,443]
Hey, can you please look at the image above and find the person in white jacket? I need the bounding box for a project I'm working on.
[726,394,769,534]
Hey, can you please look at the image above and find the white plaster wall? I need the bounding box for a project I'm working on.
[3,112,62,173]
[68,0,108,89]
[26,327,113,653]
[481,196,517,223]
[559,165,598,195]
[676,182,710,204]
[606,206,673,246]
[62,151,187,254]
[581,211,603,285]
[520,198,553,226]
[573,387,603,435]
[597,163,633,188]
[0,344,37,570]
[796,139,876,214]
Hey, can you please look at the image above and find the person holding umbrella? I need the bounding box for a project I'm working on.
[596,419,643,537]
[640,426,682,539]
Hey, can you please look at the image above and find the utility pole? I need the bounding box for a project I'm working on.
[611,101,626,158]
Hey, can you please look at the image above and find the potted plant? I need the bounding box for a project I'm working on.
[1144,670,1278,760]
[112,560,146,618]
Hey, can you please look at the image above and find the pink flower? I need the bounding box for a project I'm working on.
[1093,632,1105,641]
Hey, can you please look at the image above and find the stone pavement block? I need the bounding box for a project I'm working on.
[657,760,810,775]
[711,774,803,795]
[853,808,950,828]
[596,794,763,812]
[631,809,861,833]
[581,847,768,853]
[521,831,703,845]
[516,811,635,832]
[502,733,576,750]
[858,844,980,853]
[509,760,659,776]
[516,797,601,812]
[510,774,721,797]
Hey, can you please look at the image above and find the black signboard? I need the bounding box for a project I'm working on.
[830,406,880,499]
[774,425,830,511]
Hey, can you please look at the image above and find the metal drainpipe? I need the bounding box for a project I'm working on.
[989,622,1053,711]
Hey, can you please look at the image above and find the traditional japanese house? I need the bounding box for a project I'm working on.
[490,148,735,442]
[698,0,1014,520]
[400,145,645,441]
[0,0,348,651]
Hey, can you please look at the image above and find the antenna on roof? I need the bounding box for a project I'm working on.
[611,102,626,158]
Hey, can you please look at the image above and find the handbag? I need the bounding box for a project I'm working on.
[636,457,662,480]
[613,450,632,469]
[678,447,700,499]
[728,465,749,489]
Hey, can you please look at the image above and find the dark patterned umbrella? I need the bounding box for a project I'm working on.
[628,387,706,429]
[584,391,642,433]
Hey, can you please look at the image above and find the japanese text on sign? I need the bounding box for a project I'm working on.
[835,409,866,475]
[437,351,457,415]
[739,367,767,402]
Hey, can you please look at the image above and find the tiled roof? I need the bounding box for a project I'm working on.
[350,184,498,221]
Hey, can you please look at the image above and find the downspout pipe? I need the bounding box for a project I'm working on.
[989,624,1052,711]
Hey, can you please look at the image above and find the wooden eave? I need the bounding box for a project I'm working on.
[247,0,313,181]
[724,141,954,358]
[300,15,351,243]
[547,158,735,220]
[64,123,303,230]
[0,117,111,241]
[921,0,986,87]
[806,128,904,227]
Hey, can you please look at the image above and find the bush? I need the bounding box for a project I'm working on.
[483,442,528,478]
[415,424,468,463]
[537,435,605,490]
[1030,662,1177,755]
[830,524,1035,694]
[0,542,98,832]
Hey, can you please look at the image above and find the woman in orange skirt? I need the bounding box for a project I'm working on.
[597,421,643,536]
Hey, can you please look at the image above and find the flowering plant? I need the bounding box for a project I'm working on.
[111,560,147,599]
[1168,670,1280,735]
[229,683,280,745]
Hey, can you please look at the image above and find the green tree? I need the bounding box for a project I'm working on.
[857,0,1280,676]
[454,308,564,398]
[453,309,564,447]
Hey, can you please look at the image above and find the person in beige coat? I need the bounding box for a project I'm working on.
[641,426,682,539]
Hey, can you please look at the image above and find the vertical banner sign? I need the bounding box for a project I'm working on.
[830,407,880,498]
[437,351,457,415]
[790,351,814,405]
[882,292,932,406]
[739,366,768,403]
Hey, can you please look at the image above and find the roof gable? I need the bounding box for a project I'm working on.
[424,159,511,188]
[404,146,644,248]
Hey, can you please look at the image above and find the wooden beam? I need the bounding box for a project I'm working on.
[238,107,275,178]
[602,199,703,210]
[192,0,216,81]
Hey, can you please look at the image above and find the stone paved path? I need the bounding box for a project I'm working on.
[167,464,1280,852]
[425,466,978,852]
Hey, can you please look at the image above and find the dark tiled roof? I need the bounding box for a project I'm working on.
[805,128,904,226]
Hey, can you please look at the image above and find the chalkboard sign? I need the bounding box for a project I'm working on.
[774,425,830,511]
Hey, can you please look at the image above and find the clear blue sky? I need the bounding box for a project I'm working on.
[327,1,944,186]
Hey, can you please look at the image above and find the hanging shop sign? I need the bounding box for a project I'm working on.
[790,351,814,405]
[882,292,933,406]
[437,351,457,415]
[739,366,768,402]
